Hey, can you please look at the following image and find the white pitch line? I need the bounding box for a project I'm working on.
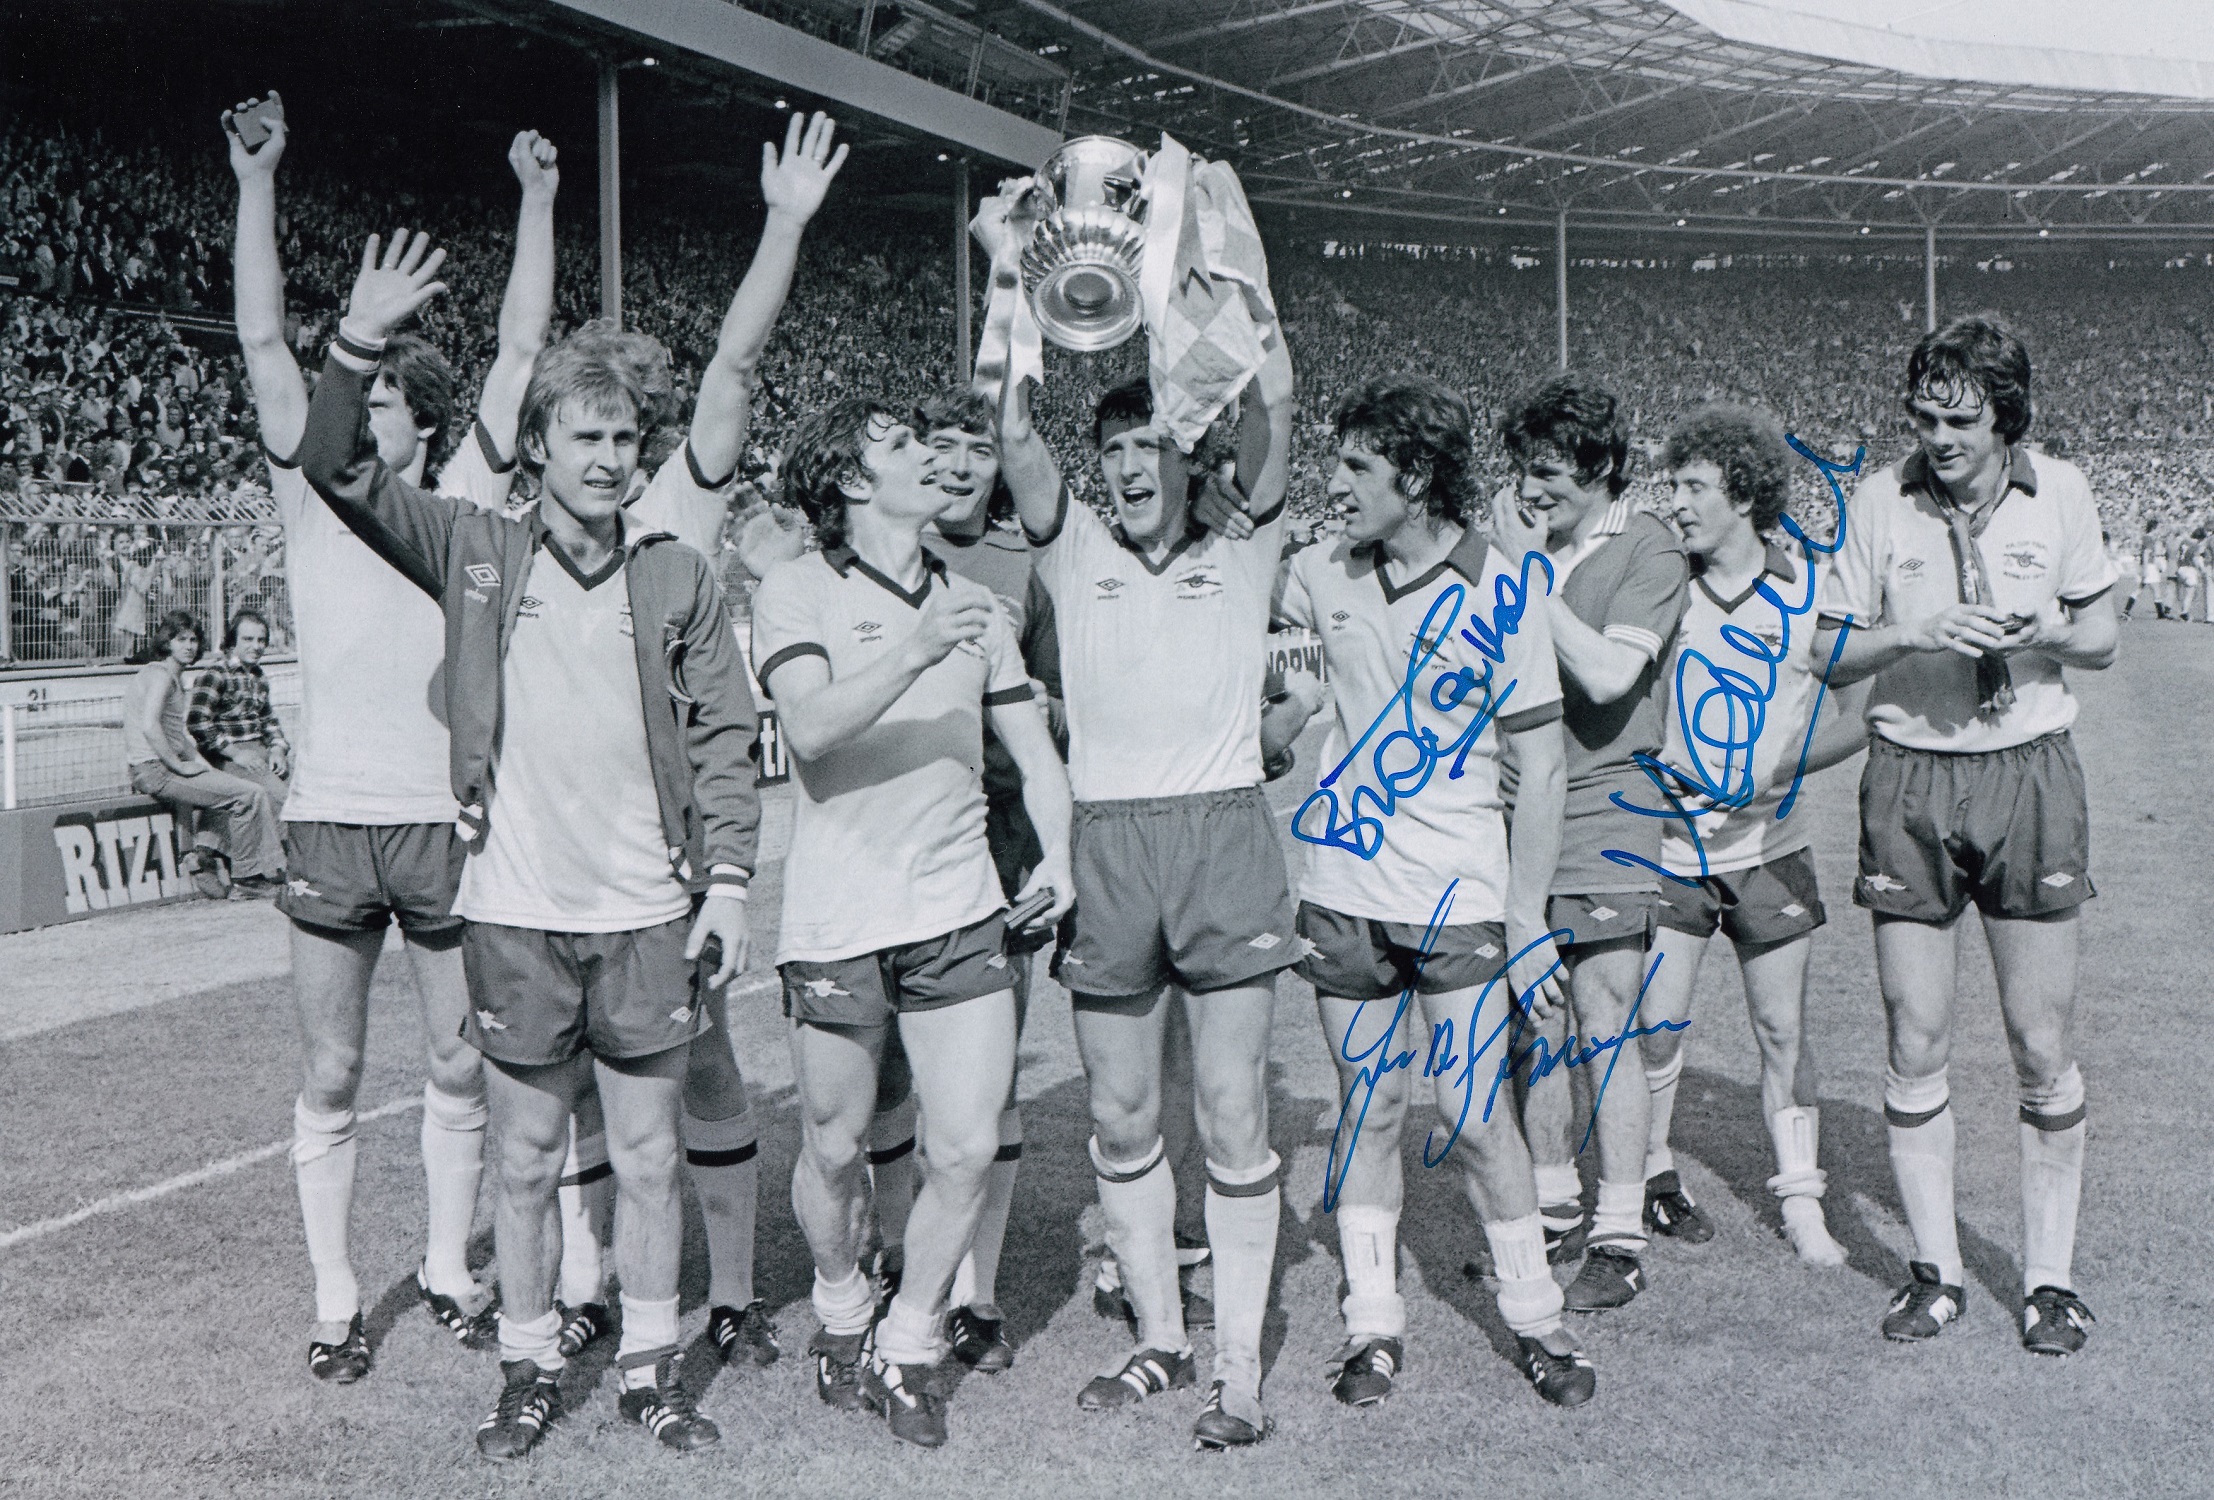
[0,1095,422,1252]
[0,975,781,1253]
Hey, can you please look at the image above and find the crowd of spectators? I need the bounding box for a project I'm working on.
[7,111,2212,664]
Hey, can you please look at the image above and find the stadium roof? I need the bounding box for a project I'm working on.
[938,0,2214,242]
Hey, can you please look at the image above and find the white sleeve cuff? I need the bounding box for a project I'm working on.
[1604,623,1664,662]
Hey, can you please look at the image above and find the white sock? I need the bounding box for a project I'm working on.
[498,1307,564,1371]
[867,1104,918,1261]
[2019,1066,2087,1294]
[685,1109,759,1310]
[812,1264,876,1338]
[1766,1105,1827,1200]
[1090,1136,1185,1352]
[875,1293,949,1367]
[1205,1153,1282,1393]
[1533,1162,1582,1226]
[293,1098,359,1326]
[1336,1202,1404,1339]
[557,1121,611,1308]
[1486,1214,1564,1337]
[617,1292,680,1384]
[953,1108,1022,1312]
[1643,1051,1684,1180]
[1589,1178,1648,1256]
[1885,1067,1962,1286]
[419,1082,486,1298]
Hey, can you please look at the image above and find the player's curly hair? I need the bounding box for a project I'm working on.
[1905,314,2033,443]
[1331,374,1479,525]
[1663,403,1793,534]
[914,387,1014,525]
[515,320,677,475]
[1498,371,1632,496]
[783,397,905,552]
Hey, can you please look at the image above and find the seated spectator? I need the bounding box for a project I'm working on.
[123,608,283,898]
[185,605,290,817]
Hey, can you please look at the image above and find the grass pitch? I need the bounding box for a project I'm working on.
[2,622,2210,1499]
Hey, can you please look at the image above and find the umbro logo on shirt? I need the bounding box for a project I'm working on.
[854,620,884,642]
[1094,578,1126,597]
[1896,558,1925,574]
[518,595,543,620]
[1330,610,1351,627]
[467,564,501,588]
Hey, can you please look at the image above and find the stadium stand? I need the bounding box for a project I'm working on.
[7,109,2214,666]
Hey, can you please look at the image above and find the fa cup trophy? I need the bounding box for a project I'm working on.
[1019,135,1150,352]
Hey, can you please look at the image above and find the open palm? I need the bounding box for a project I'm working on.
[345,230,449,341]
[761,111,849,225]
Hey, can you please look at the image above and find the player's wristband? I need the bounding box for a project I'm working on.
[706,863,751,902]
[332,319,387,370]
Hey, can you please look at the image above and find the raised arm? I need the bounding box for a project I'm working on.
[688,112,848,485]
[474,131,559,461]
[999,374,1065,540]
[299,232,461,596]
[223,92,306,457]
[971,184,1065,537]
[1236,316,1296,526]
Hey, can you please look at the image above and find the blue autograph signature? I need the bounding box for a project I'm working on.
[1323,883,1688,1210]
[1292,549,1555,860]
[1603,437,1866,884]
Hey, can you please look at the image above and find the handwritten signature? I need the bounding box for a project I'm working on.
[1322,882,1688,1211]
[1603,438,1866,885]
[1292,549,1555,860]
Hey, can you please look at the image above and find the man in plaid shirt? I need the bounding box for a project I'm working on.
[188,606,291,827]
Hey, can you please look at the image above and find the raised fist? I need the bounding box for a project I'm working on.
[509,130,559,201]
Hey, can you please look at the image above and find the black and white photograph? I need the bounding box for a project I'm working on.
[0,0,2206,1494]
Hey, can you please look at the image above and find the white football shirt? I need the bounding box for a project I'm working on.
[1658,540,1832,877]
[1822,447,2117,753]
[1032,490,1282,802]
[751,546,1033,964]
[625,439,738,561]
[433,419,520,516]
[1280,529,1562,926]
[453,537,690,932]
[268,454,457,825]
